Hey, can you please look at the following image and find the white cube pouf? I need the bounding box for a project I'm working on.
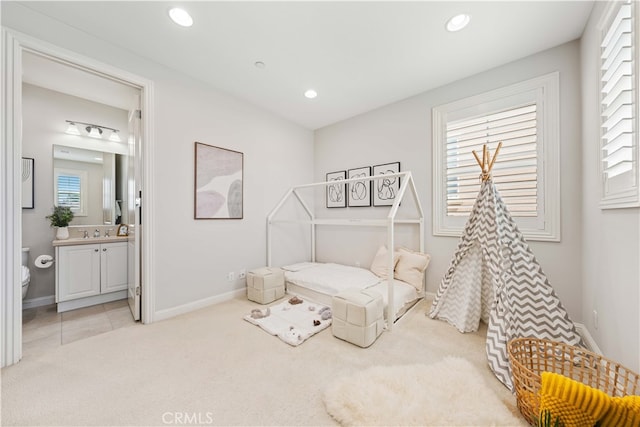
[246,267,285,304]
[332,289,384,347]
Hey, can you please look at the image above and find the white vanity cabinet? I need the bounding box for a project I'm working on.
[55,240,128,312]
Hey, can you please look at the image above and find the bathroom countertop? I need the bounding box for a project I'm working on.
[53,236,132,247]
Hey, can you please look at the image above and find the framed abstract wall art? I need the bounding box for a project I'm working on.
[194,142,243,219]
[347,166,371,207]
[326,170,346,208]
[372,162,400,207]
[22,157,34,209]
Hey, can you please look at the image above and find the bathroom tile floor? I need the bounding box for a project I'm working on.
[22,299,137,359]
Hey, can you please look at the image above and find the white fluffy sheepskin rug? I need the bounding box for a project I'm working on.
[323,357,524,426]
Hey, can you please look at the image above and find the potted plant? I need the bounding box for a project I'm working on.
[46,205,74,240]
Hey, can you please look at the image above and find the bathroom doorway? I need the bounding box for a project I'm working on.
[2,29,154,366]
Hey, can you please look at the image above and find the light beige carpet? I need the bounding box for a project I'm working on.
[324,357,525,426]
[2,297,525,426]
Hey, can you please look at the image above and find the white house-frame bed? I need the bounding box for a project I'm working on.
[267,171,425,330]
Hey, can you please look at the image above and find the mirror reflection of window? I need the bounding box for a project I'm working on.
[54,169,86,215]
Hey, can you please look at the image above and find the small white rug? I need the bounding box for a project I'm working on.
[243,297,332,346]
[323,357,525,426]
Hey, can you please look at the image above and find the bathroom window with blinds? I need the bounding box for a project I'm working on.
[432,73,560,241]
[54,168,87,216]
[598,0,640,208]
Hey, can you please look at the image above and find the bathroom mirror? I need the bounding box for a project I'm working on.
[52,144,129,226]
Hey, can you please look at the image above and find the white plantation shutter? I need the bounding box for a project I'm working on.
[599,0,639,208]
[446,104,537,217]
[433,73,560,241]
[56,174,81,209]
[54,169,87,216]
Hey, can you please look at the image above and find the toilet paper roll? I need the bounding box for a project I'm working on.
[34,254,54,269]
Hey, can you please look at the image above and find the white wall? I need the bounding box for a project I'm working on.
[21,83,129,300]
[314,40,584,322]
[3,4,313,316]
[580,2,639,372]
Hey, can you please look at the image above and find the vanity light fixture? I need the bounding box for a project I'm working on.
[169,7,193,27]
[446,13,471,32]
[86,126,103,138]
[65,120,121,142]
[65,121,82,135]
[109,130,122,142]
[304,89,318,99]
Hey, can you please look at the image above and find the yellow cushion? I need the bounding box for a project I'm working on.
[539,372,611,427]
[600,395,640,427]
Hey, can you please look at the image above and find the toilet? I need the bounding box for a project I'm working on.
[21,248,31,300]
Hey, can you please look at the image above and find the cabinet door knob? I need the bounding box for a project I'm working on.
[103,248,107,251]
[94,249,99,252]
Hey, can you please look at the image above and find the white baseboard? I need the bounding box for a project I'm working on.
[153,288,246,322]
[22,295,55,309]
[57,291,126,313]
[574,322,602,354]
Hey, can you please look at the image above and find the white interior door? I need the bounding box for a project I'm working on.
[127,98,142,320]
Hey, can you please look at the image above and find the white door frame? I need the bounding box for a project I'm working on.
[1,28,156,367]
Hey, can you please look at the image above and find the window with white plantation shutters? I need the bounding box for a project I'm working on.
[433,73,560,242]
[56,174,81,209]
[446,104,538,218]
[599,0,639,208]
[54,168,88,216]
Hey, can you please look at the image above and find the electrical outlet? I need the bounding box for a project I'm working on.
[238,269,246,279]
[227,272,235,282]
[593,310,599,330]
[355,261,361,268]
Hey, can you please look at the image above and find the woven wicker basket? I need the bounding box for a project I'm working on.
[507,337,640,425]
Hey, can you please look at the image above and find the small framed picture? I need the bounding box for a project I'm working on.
[117,224,129,237]
[348,166,371,207]
[372,162,401,207]
[326,170,346,208]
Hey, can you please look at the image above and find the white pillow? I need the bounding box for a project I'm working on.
[394,247,431,290]
[369,245,399,279]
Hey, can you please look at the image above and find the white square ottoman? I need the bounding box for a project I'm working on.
[246,267,285,304]
[332,289,384,347]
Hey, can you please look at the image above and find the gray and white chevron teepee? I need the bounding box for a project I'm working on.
[428,144,583,391]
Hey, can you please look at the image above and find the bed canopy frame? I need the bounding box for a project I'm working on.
[267,171,425,329]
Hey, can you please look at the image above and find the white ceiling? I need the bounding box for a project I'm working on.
[16,1,594,130]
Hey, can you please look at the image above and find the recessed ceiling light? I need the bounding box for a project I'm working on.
[169,7,193,27]
[304,89,318,99]
[254,61,266,69]
[446,13,471,32]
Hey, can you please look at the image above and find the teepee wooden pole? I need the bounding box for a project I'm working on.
[487,142,503,174]
[471,142,503,181]
[472,150,483,169]
[482,145,488,173]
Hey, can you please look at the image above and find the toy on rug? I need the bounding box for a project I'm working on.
[286,326,303,342]
[313,319,321,326]
[318,306,332,320]
[250,308,271,319]
[288,296,303,305]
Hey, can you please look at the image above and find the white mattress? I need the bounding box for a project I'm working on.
[282,262,418,320]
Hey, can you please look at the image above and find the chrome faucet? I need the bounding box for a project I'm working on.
[80,229,89,239]
[93,229,100,238]
[105,228,113,238]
